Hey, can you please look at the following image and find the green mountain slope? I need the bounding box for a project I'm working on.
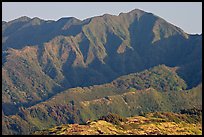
[2,9,202,117]
[2,9,202,135]
[2,65,202,135]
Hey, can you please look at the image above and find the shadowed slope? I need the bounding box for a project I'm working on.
[2,65,202,134]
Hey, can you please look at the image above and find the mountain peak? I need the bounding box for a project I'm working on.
[128,8,145,13]
[31,17,43,21]
[119,8,146,20]
[29,17,44,25]
[13,16,31,22]
[57,17,81,22]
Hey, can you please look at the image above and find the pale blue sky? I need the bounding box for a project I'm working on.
[2,2,202,34]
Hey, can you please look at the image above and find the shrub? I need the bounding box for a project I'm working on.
[99,113,127,125]
[180,108,202,116]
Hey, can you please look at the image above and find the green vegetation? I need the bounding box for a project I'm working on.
[2,9,202,135]
[33,111,202,135]
[113,65,187,92]
[2,65,202,135]
[99,113,127,125]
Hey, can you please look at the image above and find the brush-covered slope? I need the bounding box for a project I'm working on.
[33,110,202,135]
[2,9,202,117]
[2,65,202,135]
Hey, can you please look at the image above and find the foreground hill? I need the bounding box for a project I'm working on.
[2,65,202,135]
[33,110,202,135]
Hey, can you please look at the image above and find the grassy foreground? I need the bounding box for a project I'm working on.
[34,111,202,135]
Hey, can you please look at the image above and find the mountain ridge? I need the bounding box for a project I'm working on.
[2,65,202,134]
[2,9,202,135]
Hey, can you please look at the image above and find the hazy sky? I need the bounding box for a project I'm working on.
[2,2,202,34]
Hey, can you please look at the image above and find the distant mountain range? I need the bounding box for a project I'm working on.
[2,9,202,135]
